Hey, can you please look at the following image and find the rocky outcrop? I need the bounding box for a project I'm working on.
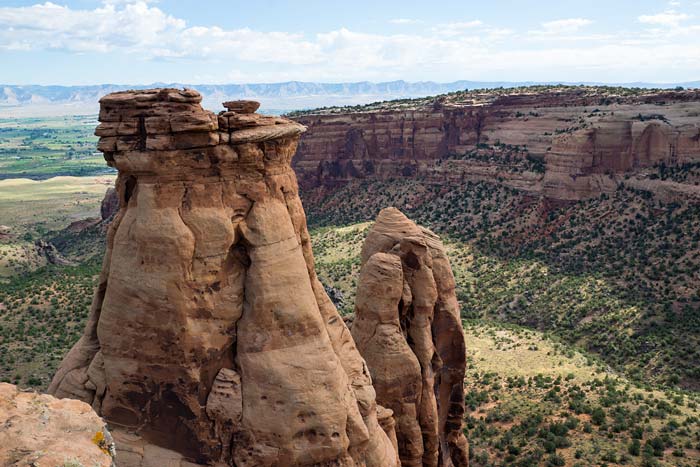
[542,120,697,200]
[49,89,399,467]
[33,239,73,266]
[292,88,700,202]
[0,382,115,467]
[351,208,469,467]
[100,187,119,221]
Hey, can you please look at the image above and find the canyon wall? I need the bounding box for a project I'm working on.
[292,88,700,201]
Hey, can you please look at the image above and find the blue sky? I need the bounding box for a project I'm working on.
[0,0,699,85]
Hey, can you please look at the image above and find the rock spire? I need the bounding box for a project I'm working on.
[49,88,399,467]
[351,207,469,466]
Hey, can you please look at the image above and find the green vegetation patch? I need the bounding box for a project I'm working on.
[303,178,700,389]
[0,115,111,179]
[464,322,700,467]
[0,257,101,389]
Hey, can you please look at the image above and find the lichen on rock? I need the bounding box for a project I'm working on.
[0,382,115,467]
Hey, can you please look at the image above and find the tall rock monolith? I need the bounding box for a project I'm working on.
[49,88,399,467]
[351,207,469,467]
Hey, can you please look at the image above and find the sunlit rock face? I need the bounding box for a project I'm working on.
[351,207,469,467]
[292,88,700,202]
[49,88,399,467]
[0,383,115,467]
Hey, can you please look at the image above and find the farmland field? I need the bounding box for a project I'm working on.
[0,115,112,180]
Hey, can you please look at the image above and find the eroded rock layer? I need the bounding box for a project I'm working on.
[292,88,700,202]
[351,207,469,467]
[0,383,115,467]
[49,88,399,467]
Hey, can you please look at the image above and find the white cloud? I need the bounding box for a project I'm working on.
[638,10,690,27]
[534,18,593,35]
[0,1,320,64]
[389,18,422,25]
[0,2,699,83]
[0,1,186,53]
[314,28,482,72]
[435,20,484,37]
[443,20,483,28]
[102,0,160,3]
[481,27,515,42]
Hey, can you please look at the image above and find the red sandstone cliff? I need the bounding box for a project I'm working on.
[292,87,700,202]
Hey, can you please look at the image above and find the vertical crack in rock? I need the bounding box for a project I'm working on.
[137,115,147,152]
[50,88,400,467]
[351,207,470,467]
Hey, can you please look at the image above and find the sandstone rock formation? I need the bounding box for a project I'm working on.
[33,239,72,266]
[222,99,260,114]
[0,382,115,467]
[351,207,469,467]
[100,186,120,221]
[291,87,700,202]
[49,88,399,467]
[544,120,696,200]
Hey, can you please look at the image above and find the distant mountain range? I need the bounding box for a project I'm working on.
[1,80,699,117]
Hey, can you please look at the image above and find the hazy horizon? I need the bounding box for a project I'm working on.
[2,78,700,87]
[3,78,698,118]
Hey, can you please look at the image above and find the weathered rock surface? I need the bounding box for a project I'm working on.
[292,88,700,202]
[544,120,699,200]
[351,207,469,467]
[100,186,120,221]
[50,88,399,467]
[33,239,73,266]
[222,100,261,114]
[0,382,115,467]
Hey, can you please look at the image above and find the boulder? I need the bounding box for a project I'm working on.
[0,383,115,467]
[222,100,261,114]
[100,187,120,221]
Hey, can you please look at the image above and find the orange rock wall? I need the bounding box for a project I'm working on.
[293,90,700,201]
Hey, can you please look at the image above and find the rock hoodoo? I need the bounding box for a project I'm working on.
[0,383,116,467]
[49,88,400,466]
[350,208,469,467]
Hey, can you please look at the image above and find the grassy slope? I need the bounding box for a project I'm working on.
[0,175,114,277]
[0,171,110,386]
[0,257,100,388]
[0,117,111,384]
[303,178,700,389]
[464,321,700,467]
[0,176,114,232]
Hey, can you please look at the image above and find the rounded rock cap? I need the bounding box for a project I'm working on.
[222,100,261,114]
[99,88,202,106]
